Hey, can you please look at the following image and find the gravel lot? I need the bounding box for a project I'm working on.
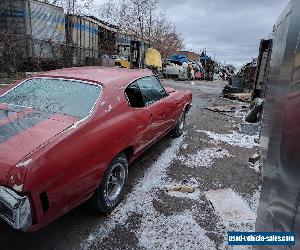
[0,79,261,250]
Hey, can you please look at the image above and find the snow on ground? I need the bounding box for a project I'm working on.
[204,188,256,233]
[179,147,233,168]
[197,130,258,149]
[245,188,261,213]
[81,134,214,250]
[249,161,260,173]
[137,212,214,250]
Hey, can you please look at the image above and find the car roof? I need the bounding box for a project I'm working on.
[36,66,153,87]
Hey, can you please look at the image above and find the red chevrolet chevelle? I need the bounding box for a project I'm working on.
[0,67,192,231]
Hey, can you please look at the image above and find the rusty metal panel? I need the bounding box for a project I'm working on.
[256,1,300,249]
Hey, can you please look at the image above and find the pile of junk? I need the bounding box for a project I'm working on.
[222,59,257,102]
[163,52,214,81]
[223,39,273,125]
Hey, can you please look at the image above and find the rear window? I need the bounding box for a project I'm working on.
[0,78,102,119]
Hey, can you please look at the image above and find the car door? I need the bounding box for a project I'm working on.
[136,76,175,142]
[125,81,152,154]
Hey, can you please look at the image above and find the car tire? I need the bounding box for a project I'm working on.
[171,111,186,138]
[90,153,128,214]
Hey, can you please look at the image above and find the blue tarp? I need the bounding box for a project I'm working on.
[200,56,212,61]
[170,54,188,64]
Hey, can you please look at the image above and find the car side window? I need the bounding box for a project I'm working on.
[136,76,167,106]
[125,81,145,108]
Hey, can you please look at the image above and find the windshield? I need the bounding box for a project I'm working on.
[0,78,102,119]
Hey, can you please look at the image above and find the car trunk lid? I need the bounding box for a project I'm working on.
[0,104,79,167]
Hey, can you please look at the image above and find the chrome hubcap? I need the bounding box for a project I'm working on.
[105,163,125,201]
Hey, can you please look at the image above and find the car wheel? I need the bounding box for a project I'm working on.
[171,111,186,138]
[90,153,128,214]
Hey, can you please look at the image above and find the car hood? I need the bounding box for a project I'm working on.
[0,104,79,167]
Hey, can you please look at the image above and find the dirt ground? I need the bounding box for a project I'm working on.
[0,79,261,250]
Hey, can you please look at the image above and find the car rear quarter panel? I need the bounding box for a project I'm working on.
[171,89,193,117]
[24,84,152,230]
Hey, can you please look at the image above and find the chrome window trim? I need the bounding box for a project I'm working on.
[0,77,103,127]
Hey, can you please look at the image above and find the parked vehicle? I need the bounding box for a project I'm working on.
[256,0,300,237]
[0,67,192,231]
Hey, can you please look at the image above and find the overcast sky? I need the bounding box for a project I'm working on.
[95,0,289,66]
[158,0,289,66]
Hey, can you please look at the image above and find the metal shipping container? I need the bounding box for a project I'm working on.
[256,1,300,248]
[65,15,99,65]
[0,0,66,60]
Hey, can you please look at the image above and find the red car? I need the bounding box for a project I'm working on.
[0,67,192,231]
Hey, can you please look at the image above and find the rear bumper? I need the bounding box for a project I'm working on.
[0,186,32,230]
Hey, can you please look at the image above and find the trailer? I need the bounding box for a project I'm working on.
[65,15,99,66]
[256,1,300,245]
[0,0,65,70]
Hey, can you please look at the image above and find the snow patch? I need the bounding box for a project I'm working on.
[179,147,232,168]
[249,161,261,173]
[137,212,214,250]
[205,189,256,233]
[81,135,210,249]
[246,188,261,213]
[198,130,258,149]
[181,143,188,150]
[205,189,255,223]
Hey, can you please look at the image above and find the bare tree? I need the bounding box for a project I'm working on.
[40,0,94,14]
[96,0,183,57]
